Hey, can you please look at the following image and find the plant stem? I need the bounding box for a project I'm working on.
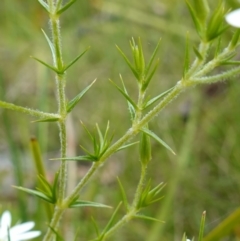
[43,2,68,240]
[0,101,60,119]
[101,164,147,240]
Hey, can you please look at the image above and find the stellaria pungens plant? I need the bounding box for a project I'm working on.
[1,0,240,240]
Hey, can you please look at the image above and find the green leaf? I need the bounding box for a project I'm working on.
[13,186,54,203]
[116,141,139,152]
[185,0,203,38]
[32,117,59,123]
[116,45,139,79]
[183,32,190,77]
[198,211,206,241]
[57,0,77,15]
[81,121,94,142]
[51,155,98,162]
[30,56,60,74]
[69,200,111,209]
[117,177,129,211]
[142,59,159,91]
[193,0,209,24]
[91,217,100,237]
[102,202,122,233]
[143,87,174,109]
[52,171,60,203]
[48,226,65,241]
[206,3,227,41]
[96,123,104,150]
[37,175,52,196]
[38,0,50,12]
[145,39,161,76]
[203,208,240,241]
[193,46,203,60]
[220,61,240,65]
[120,75,135,120]
[134,214,164,223]
[67,79,96,113]
[56,0,63,12]
[141,128,176,155]
[41,29,55,63]
[63,47,90,72]
[229,29,240,50]
[139,127,152,166]
[109,79,138,110]
[137,37,145,76]
[130,38,140,75]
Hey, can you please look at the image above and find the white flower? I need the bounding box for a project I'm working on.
[225,9,240,28]
[0,211,41,241]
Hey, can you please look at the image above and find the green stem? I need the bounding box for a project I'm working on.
[64,84,183,207]
[102,164,147,240]
[43,3,67,240]
[0,101,60,119]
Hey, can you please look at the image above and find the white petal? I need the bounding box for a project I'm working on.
[225,9,240,28]
[10,231,41,241]
[10,222,35,234]
[0,211,12,237]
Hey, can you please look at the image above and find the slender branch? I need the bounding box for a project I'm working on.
[0,100,60,119]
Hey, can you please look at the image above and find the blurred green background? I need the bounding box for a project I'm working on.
[1,0,240,240]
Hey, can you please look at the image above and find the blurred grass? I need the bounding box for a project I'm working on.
[1,0,240,240]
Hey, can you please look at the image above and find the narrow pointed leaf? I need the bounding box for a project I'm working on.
[230,29,240,49]
[41,29,55,62]
[142,59,159,91]
[52,171,60,202]
[109,79,138,110]
[80,144,95,157]
[138,37,145,75]
[134,214,164,223]
[116,45,139,79]
[185,0,203,38]
[57,0,77,14]
[120,75,135,119]
[103,202,122,233]
[56,0,63,12]
[96,123,104,150]
[48,226,64,241]
[38,0,50,12]
[193,46,203,60]
[91,217,100,237]
[198,211,206,241]
[51,155,98,162]
[145,39,161,76]
[69,200,111,209]
[63,47,90,72]
[140,128,152,166]
[31,56,59,73]
[144,87,174,109]
[183,33,190,76]
[13,186,54,203]
[37,175,52,196]
[32,117,59,123]
[116,141,139,152]
[117,177,129,210]
[103,121,110,145]
[81,121,94,141]
[220,61,240,65]
[67,79,96,113]
[141,128,176,155]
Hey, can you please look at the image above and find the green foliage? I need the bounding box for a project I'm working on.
[1,0,240,241]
